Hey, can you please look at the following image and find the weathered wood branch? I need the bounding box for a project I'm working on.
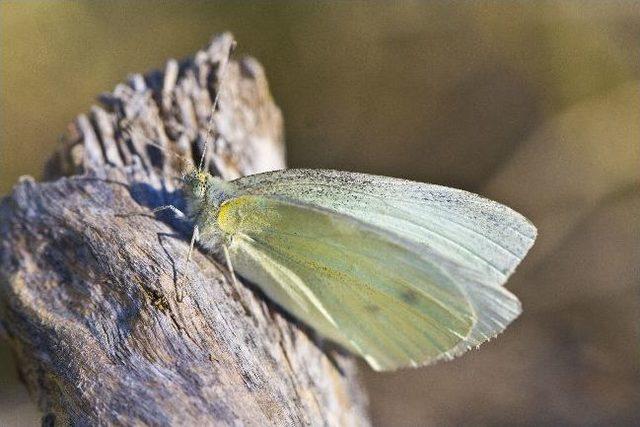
[0,33,369,426]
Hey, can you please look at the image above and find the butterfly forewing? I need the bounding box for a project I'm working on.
[235,169,536,283]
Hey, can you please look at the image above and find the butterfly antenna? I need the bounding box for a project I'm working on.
[176,39,236,303]
[198,39,237,173]
[146,139,190,164]
[122,122,191,166]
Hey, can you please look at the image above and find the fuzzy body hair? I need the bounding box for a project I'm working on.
[182,169,237,253]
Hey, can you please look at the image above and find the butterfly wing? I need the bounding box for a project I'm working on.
[232,169,537,359]
[219,194,482,370]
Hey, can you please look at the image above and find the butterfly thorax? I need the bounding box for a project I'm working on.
[183,169,237,249]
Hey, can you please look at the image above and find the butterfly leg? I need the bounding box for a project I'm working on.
[176,224,199,302]
[152,204,186,218]
[223,245,240,288]
[222,244,255,316]
[117,204,186,219]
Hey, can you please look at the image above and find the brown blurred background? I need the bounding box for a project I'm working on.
[1,2,639,426]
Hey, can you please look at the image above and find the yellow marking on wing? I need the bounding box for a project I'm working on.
[217,196,254,233]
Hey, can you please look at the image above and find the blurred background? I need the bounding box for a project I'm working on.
[1,2,639,426]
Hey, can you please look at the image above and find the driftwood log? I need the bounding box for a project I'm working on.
[0,33,369,426]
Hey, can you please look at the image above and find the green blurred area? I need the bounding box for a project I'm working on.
[1,2,639,426]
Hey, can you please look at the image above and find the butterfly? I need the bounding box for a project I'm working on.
[175,167,536,371]
[143,37,536,371]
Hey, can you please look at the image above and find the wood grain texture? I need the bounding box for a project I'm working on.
[0,33,369,426]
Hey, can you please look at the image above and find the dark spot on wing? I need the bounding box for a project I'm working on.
[365,304,381,314]
[401,289,419,304]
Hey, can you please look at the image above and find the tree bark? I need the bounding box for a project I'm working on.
[0,33,369,426]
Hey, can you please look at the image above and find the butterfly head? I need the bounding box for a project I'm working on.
[182,168,235,219]
[184,169,211,199]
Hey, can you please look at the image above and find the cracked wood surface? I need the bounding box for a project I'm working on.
[0,33,369,426]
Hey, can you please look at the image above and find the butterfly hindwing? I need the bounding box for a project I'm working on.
[217,195,476,370]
